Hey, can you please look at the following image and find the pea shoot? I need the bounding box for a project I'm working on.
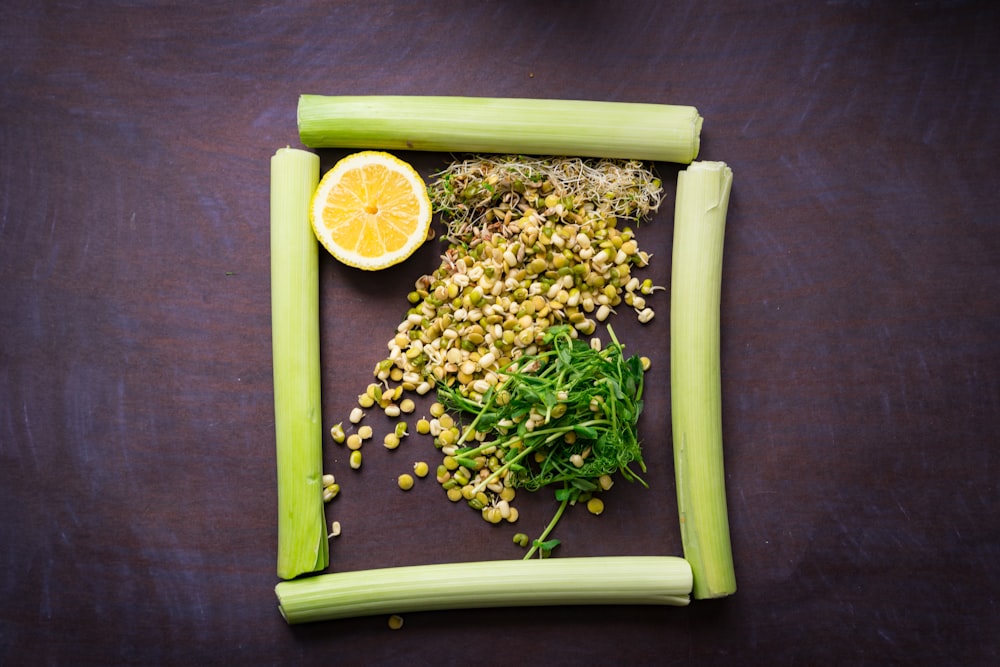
[436,324,648,558]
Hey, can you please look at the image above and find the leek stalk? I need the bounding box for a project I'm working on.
[270,147,328,580]
[275,556,692,624]
[297,95,702,164]
[670,161,737,599]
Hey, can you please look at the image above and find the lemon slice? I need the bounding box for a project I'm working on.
[310,151,432,270]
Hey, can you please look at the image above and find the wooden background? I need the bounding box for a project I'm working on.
[2,1,997,665]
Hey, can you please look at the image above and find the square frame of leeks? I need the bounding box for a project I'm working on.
[270,139,736,624]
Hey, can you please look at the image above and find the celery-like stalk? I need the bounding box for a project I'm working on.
[275,556,692,624]
[670,161,737,599]
[297,95,702,164]
[270,147,328,580]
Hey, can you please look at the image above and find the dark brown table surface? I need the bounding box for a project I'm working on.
[2,1,998,665]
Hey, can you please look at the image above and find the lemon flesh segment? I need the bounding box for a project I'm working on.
[310,151,432,270]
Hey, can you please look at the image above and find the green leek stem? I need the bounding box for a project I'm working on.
[670,161,737,599]
[275,556,692,624]
[271,147,328,580]
[297,95,702,163]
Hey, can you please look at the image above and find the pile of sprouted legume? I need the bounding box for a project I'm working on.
[327,155,665,557]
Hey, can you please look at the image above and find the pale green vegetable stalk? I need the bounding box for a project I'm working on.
[670,161,737,599]
[270,147,328,580]
[297,95,703,163]
[275,556,692,624]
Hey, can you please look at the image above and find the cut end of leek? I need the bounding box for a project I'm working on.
[297,95,702,164]
[670,160,736,599]
[270,147,329,580]
[274,556,693,624]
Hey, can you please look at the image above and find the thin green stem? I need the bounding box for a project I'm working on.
[523,488,572,560]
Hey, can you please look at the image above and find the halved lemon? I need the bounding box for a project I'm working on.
[310,151,432,270]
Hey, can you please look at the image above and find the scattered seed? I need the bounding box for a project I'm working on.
[330,423,346,443]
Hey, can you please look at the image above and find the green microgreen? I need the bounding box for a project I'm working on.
[437,324,648,558]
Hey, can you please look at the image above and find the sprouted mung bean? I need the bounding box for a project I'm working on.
[373,156,664,407]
